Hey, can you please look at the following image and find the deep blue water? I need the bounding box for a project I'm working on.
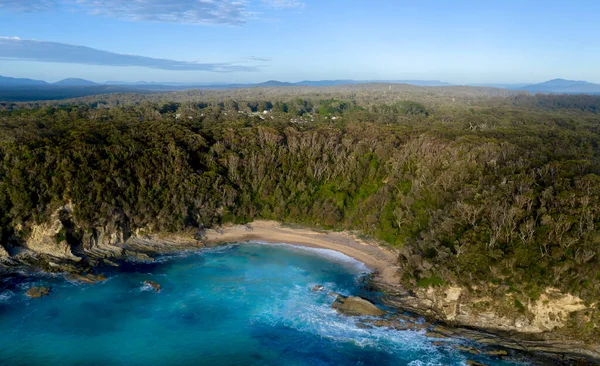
[0,243,526,365]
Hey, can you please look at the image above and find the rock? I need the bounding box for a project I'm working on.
[25,204,79,259]
[0,245,9,258]
[454,345,482,355]
[355,322,373,329]
[425,330,450,339]
[26,286,50,298]
[67,273,106,284]
[332,296,386,317]
[466,361,488,366]
[144,280,161,292]
[431,341,447,347]
[102,259,120,267]
[312,285,324,292]
[529,290,587,331]
[328,291,341,297]
[484,349,508,357]
[365,318,411,330]
[125,251,154,262]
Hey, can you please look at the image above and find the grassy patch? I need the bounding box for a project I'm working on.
[417,276,444,288]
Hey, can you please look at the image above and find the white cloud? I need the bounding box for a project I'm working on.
[74,0,249,25]
[261,0,304,9]
[0,0,304,24]
[0,37,265,72]
[0,0,56,11]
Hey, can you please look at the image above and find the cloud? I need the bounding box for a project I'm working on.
[261,0,304,9]
[0,0,304,24]
[0,37,264,72]
[244,56,272,62]
[0,0,250,25]
[0,0,56,11]
[74,0,249,25]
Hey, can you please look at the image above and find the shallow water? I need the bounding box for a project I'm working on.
[0,242,526,365]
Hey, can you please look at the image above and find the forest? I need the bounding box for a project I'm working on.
[1,87,599,331]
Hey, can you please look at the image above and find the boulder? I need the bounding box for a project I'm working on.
[364,318,410,330]
[332,296,386,317]
[144,280,161,292]
[466,361,488,366]
[67,273,107,284]
[125,251,154,262]
[26,286,51,298]
[0,245,9,258]
[312,285,324,292]
[355,322,374,329]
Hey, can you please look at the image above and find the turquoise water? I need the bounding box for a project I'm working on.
[0,243,525,366]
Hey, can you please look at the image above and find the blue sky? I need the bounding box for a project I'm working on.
[0,0,599,84]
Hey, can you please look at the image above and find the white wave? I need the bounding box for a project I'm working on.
[139,282,155,292]
[245,241,371,274]
[251,282,444,364]
[0,291,15,302]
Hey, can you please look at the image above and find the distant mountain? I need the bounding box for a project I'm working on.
[520,79,600,94]
[468,83,530,90]
[389,80,453,87]
[53,78,98,86]
[292,80,452,87]
[256,80,295,87]
[103,79,453,89]
[0,75,48,87]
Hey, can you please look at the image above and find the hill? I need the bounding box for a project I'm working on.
[521,78,600,94]
[0,75,48,87]
[53,78,98,86]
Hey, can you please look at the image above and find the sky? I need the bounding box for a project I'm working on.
[0,0,599,84]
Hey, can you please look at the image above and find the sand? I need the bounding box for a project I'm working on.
[203,220,401,285]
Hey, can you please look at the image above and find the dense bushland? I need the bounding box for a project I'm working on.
[1,95,599,308]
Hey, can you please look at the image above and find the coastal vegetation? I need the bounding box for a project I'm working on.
[1,87,600,341]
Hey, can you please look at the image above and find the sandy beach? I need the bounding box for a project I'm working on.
[203,220,401,285]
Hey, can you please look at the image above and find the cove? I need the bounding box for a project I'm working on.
[0,243,525,365]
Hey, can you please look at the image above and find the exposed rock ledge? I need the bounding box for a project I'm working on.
[0,245,8,258]
[375,280,600,363]
[0,205,204,275]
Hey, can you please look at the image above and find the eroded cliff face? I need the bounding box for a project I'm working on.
[25,205,78,259]
[377,281,600,360]
[3,202,199,267]
[403,285,592,334]
[0,245,8,258]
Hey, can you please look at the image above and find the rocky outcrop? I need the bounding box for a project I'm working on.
[376,281,600,362]
[67,273,107,284]
[389,285,591,334]
[529,288,587,331]
[26,286,51,298]
[144,280,161,292]
[5,200,204,272]
[332,296,386,317]
[25,204,78,259]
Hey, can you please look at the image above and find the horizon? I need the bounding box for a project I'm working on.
[1,1,600,84]
[0,74,588,86]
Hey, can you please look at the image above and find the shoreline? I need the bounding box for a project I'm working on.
[202,220,401,286]
[2,221,598,363]
[203,221,599,364]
